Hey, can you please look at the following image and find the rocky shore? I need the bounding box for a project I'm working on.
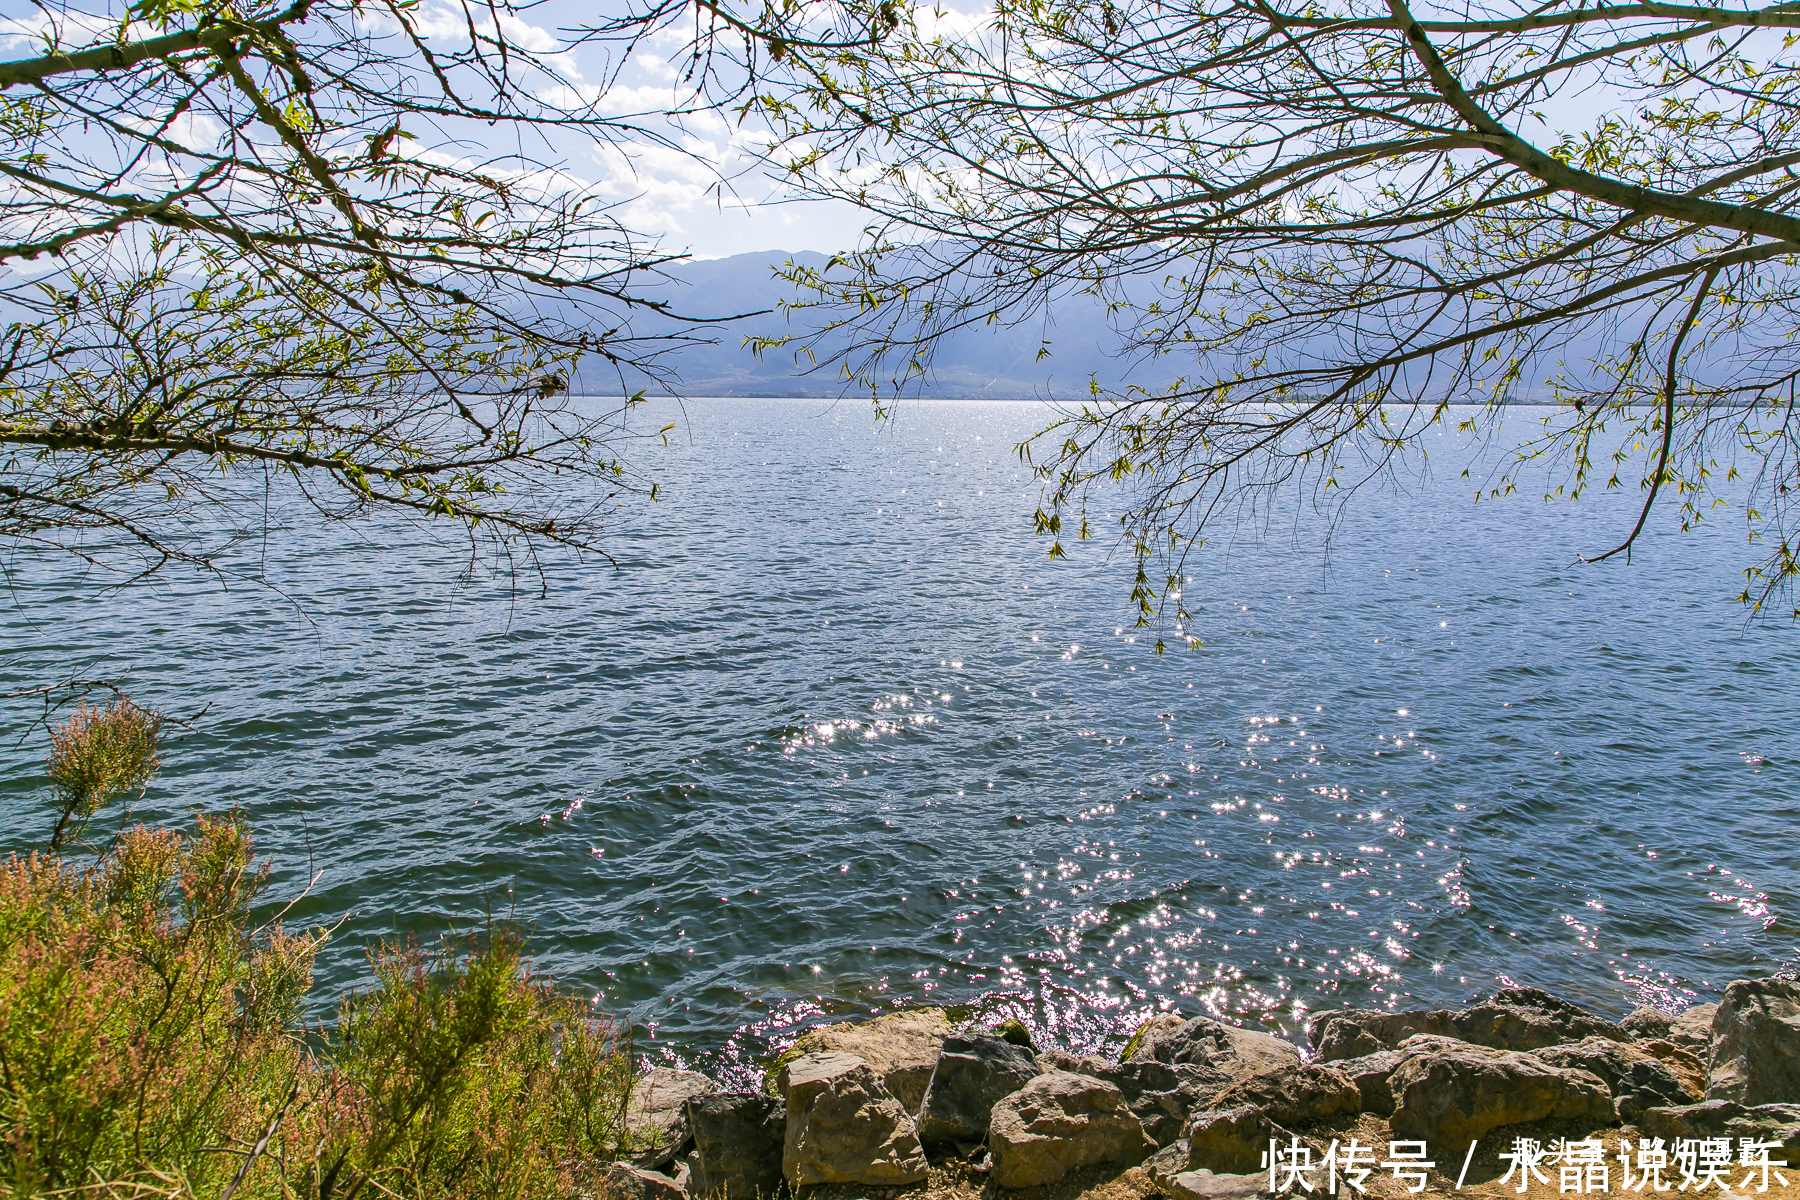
[600,979,1800,1199]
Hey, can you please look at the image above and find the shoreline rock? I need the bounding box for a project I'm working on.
[685,1092,784,1200]
[778,1051,929,1186]
[598,1162,688,1200]
[1329,1050,1408,1116]
[1208,1063,1360,1127]
[1162,1169,1268,1200]
[764,1008,950,1113]
[1634,1037,1708,1100]
[1125,1014,1302,1082]
[1310,987,1630,1061]
[988,1070,1156,1189]
[1707,978,1800,1104]
[1038,1050,1233,1147]
[917,1032,1044,1148]
[640,978,1798,1199]
[1621,1005,1673,1041]
[1530,1036,1690,1121]
[1670,1002,1718,1054]
[1184,1104,1293,1175]
[626,1068,718,1168]
[1639,1098,1800,1159]
[1386,1035,1616,1146]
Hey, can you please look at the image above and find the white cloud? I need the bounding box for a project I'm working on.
[538,82,607,108]
[634,53,680,82]
[595,83,695,117]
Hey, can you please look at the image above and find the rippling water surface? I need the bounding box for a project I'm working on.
[2,399,1794,1081]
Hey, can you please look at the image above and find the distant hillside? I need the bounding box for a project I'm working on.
[606,249,1177,399]
[598,250,1643,405]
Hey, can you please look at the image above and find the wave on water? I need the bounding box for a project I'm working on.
[0,399,1792,1076]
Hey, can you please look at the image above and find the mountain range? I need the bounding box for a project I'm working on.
[613,249,1172,399]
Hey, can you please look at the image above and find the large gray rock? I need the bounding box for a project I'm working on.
[1041,1049,1234,1147]
[1126,1013,1187,1060]
[1669,1003,1718,1055]
[1164,1170,1270,1200]
[1639,1100,1800,1159]
[1210,1063,1360,1127]
[628,1068,719,1167]
[916,1033,1042,1147]
[596,1162,687,1200]
[686,1092,785,1200]
[1330,1051,1408,1117]
[1184,1105,1289,1175]
[1621,1006,1675,1041]
[1387,1036,1617,1147]
[778,1052,927,1186]
[1125,1140,1255,1200]
[969,1019,1036,1050]
[1309,1009,1457,1061]
[771,1008,950,1113]
[1533,1037,1692,1122]
[988,1070,1156,1190]
[1453,987,1630,1050]
[1311,988,1628,1061]
[1125,1014,1302,1082]
[1143,1139,1191,1188]
[1707,978,1800,1105]
[1635,1038,1708,1101]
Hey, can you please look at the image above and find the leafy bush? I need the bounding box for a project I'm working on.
[44,698,165,850]
[0,815,638,1199]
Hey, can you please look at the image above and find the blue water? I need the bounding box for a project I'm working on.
[1,399,1793,1082]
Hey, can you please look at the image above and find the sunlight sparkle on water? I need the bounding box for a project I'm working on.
[20,399,1794,1077]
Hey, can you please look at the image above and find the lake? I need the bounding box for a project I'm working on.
[1,398,1792,1082]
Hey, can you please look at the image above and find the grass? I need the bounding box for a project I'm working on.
[0,813,640,1199]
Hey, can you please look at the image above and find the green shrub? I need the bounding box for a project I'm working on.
[326,929,639,1200]
[44,698,165,850]
[0,816,638,1200]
